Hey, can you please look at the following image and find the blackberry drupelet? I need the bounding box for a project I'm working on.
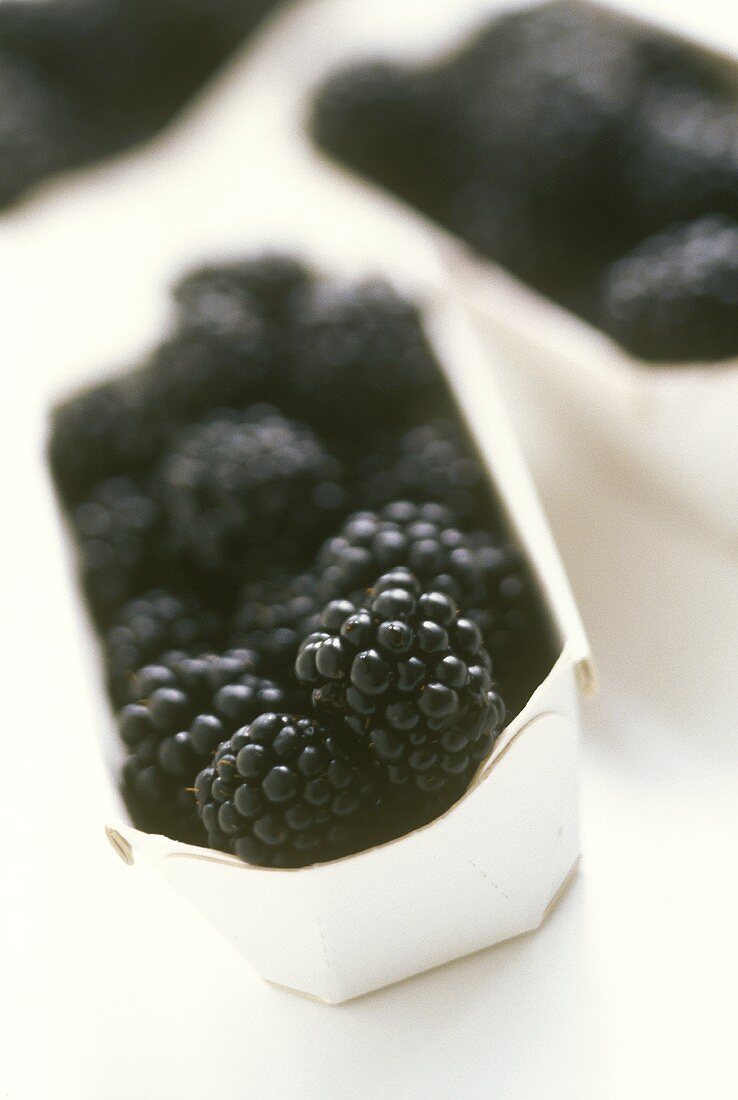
[195,712,380,867]
[353,419,489,524]
[290,279,442,431]
[155,405,346,580]
[71,476,159,623]
[104,588,224,707]
[597,215,738,361]
[230,571,322,679]
[119,648,283,842]
[316,500,499,610]
[296,569,505,806]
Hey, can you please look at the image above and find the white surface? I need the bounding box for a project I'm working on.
[1,0,737,1096]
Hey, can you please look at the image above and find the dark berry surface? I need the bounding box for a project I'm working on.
[310,0,738,361]
[155,405,346,581]
[597,216,738,361]
[119,649,283,843]
[195,712,380,867]
[296,569,505,809]
[51,254,559,863]
[0,0,282,209]
[71,476,159,624]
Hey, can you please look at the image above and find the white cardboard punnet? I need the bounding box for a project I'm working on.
[264,0,737,542]
[99,266,591,1003]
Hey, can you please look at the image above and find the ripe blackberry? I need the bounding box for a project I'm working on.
[597,216,738,361]
[621,88,738,237]
[119,648,283,842]
[353,419,489,524]
[230,571,322,679]
[290,280,442,431]
[0,0,280,201]
[71,476,159,623]
[103,588,224,707]
[0,49,79,207]
[48,372,161,505]
[173,253,309,327]
[316,500,498,610]
[310,61,447,212]
[296,569,505,806]
[195,712,380,867]
[156,406,346,580]
[148,276,285,418]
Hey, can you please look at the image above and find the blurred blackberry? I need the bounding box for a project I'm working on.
[156,405,346,581]
[119,647,282,842]
[290,280,442,432]
[230,571,322,680]
[0,0,280,197]
[296,569,505,809]
[48,372,161,506]
[316,500,497,609]
[174,253,309,326]
[0,49,80,206]
[310,61,449,212]
[195,712,380,867]
[597,216,738,361]
[104,588,224,707]
[71,476,159,623]
[353,418,489,524]
[620,88,738,237]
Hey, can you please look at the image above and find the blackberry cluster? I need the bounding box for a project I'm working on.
[103,588,223,707]
[296,569,505,805]
[71,476,159,623]
[311,0,738,358]
[598,216,738,361]
[119,648,283,842]
[51,254,557,866]
[194,712,379,867]
[291,280,442,430]
[230,571,322,680]
[155,406,346,580]
[354,419,489,523]
[316,501,499,610]
[0,0,280,208]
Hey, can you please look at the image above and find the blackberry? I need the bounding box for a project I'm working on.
[621,88,738,237]
[103,588,224,707]
[316,501,498,609]
[156,406,346,580]
[0,0,280,203]
[71,476,159,623]
[195,712,380,867]
[230,571,322,679]
[173,253,309,327]
[119,648,282,842]
[597,216,738,361]
[353,419,489,524]
[0,49,79,207]
[310,61,447,212]
[48,372,160,505]
[290,280,442,431]
[297,569,505,807]
[148,277,284,418]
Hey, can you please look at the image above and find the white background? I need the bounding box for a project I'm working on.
[1,0,737,1097]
